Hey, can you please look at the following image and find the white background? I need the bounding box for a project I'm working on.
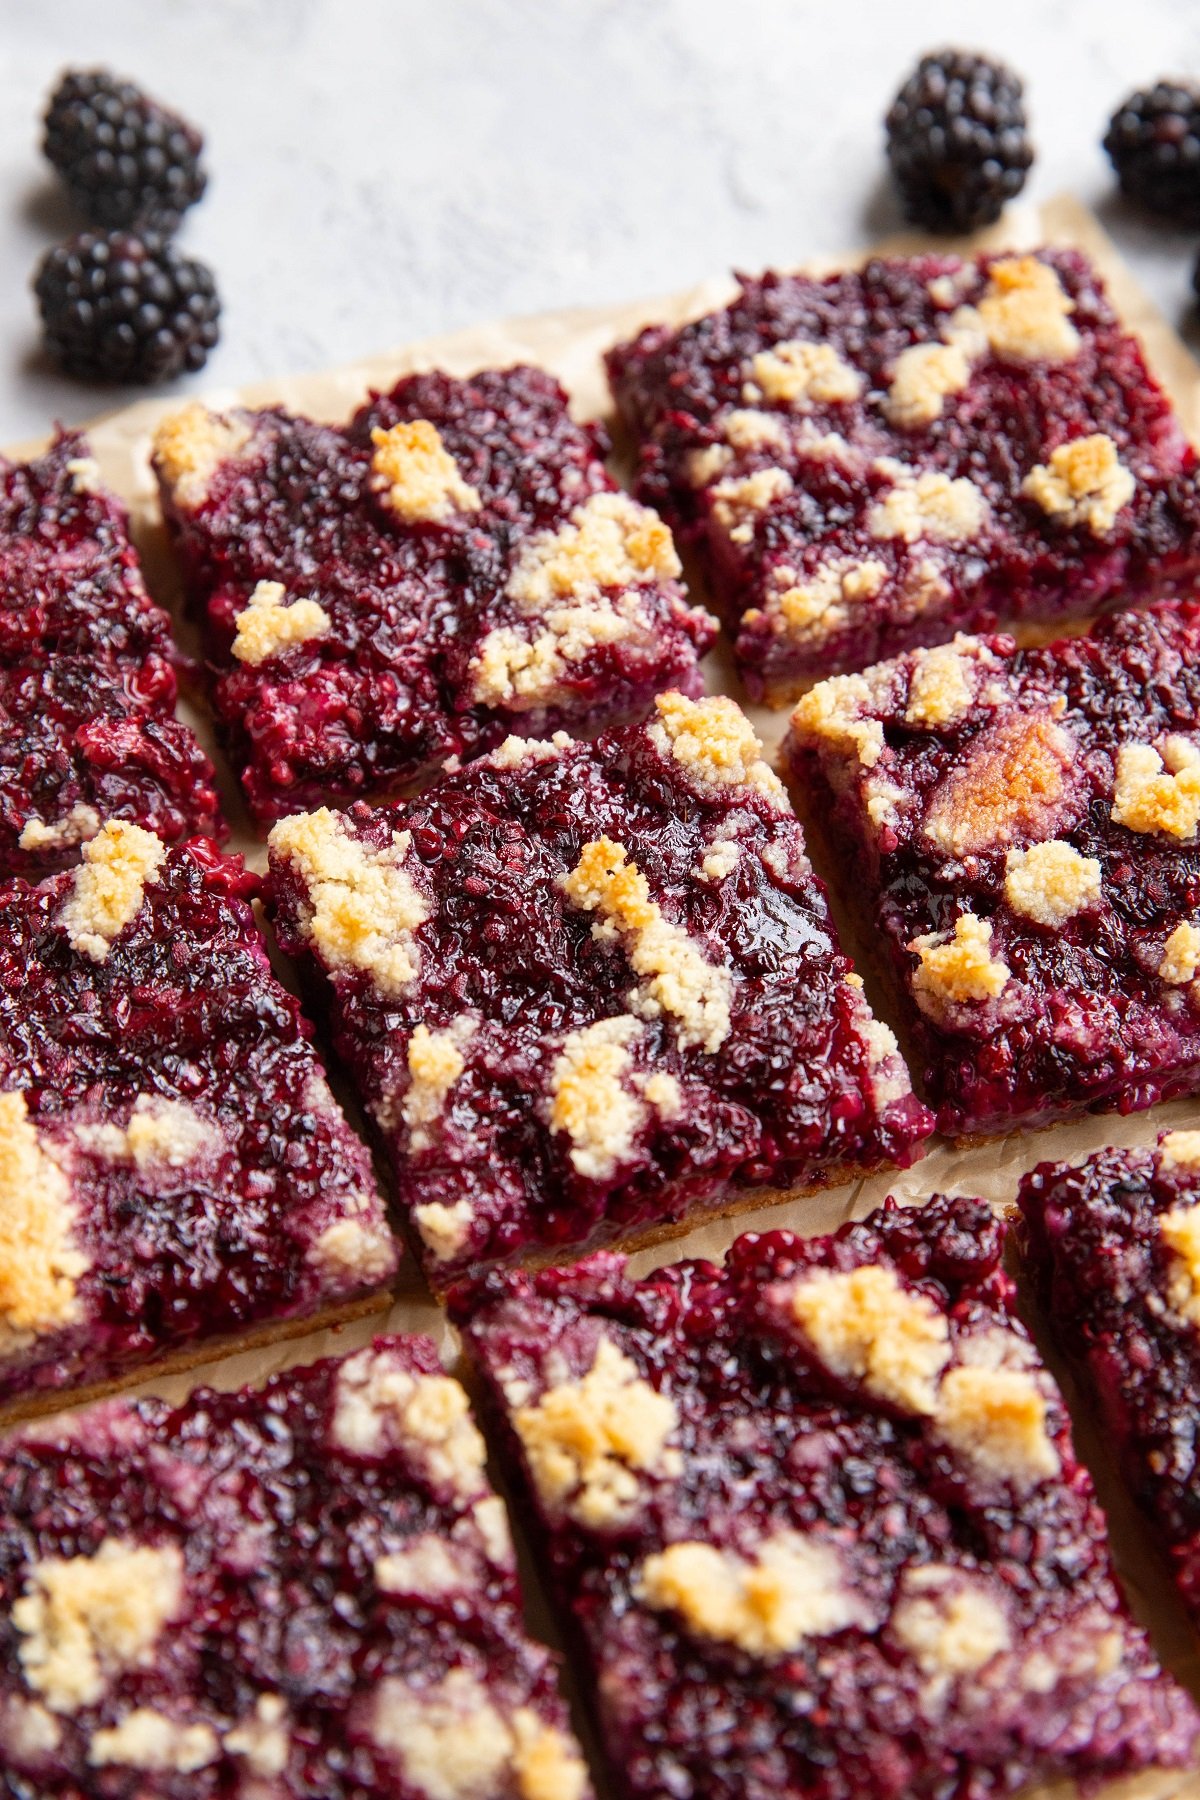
[1,0,1199,440]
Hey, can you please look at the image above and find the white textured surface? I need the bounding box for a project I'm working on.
[1,0,1199,438]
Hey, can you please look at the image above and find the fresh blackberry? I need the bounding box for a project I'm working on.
[34,231,220,384]
[43,68,206,232]
[1104,82,1200,224]
[885,49,1033,233]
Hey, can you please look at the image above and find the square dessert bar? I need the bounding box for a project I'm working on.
[0,431,222,876]
[454,1195,1198,1800]
[266,692,932,1290]
[0,820,399,1412]
[0,1338,591,1800]
[784,603,1200,1138]
[607,247,1200,700]
[1020,1129,1200,1631]
[151,365,716,822]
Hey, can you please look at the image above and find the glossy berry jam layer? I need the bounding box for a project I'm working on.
[266,693,931,1289]
[152,367,716,823]
[607,248,1200,698]
[0,432,222,875]
[454,1197,1197,1800]
[784,603,1200,1137]
[1019,1131,1200,1629]
[0,828,398,1409]
[0,1338,590,1800]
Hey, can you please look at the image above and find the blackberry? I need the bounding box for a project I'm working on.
[43,68,206,232]
[1104,82,1200,224]
[885,49,1033,233]
[34,231,220,384]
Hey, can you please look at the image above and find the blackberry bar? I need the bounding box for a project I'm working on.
[0,432,221,874]
[454,1197,1198,1800]
[607,248,1200,698]
[266,692,931,1289]
[0,1338,590,1799]
[152,366,716,822]
[0,821,398,1411]
[783,604,1200,1137]
[1020,1129,1200,1629]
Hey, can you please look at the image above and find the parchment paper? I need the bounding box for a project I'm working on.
[13,195,1200,1800]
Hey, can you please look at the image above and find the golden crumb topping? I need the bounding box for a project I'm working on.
[488,732,572,770]
[868,466,987,545]
[77,1095,223,1173]
[402,1019,473,1151]
[1160,1203,1200,1325]
[958,257,1081,364]
[904,641,983,729]
[883,341,973,428]
[371,1670,584,1800]
[699,838,742,883]
[372,1669,510,1800]
[152,403,253,510]
[232,580,331,664]
[746,340,864,407]
[59,821,166,963]
[891,1568,1011,1677]
[635,1533,866,1656]
[470,492,680,707]
[514,1337,680,1528]
[711,467,794,543]
[269,809,429,997]
[373,1537,470,1598]
[922,711,1074,858]
[1160,921,1200,985]
[1021,435,1135,537]
[723,407,790,451]
[935,1366,1060,1488]
[650,692,785,803]
[18,802,101,856]
[1111,738,1200,840]
[775,557,887,646]
[561,838,733,1052]
[790,671,887,770]
[0,1089,87,1353]
[548,1014,646,1181]
[413,1198,476,1263]
[910,913,1010,1012]
[89,1710,218,1774]
[790,1263,951,1414]
[506,490,680,610]
[309,1217,396,1286]
[511,1714,589,1800]
[470,605,635,707]
[1004,840,1103,927]
[369,421,481,523]
[65,455,103,495]
[14,1540,184,1714]
[224,1695,290,1780]
[1161,1130,1200,1172]
[331,1347,486,1493]
[686,442,733,487]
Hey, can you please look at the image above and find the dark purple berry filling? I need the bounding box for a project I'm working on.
[0,431,222,876]
[153,367,716,822]
[0,1337,589,1798]
[455,1197,1198,1800]
[0,829,397,1409]
[785,603,1200,1137]
[608,248,1200,696]
[1019,1131,1200,1623]
[266,693,931,1288]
